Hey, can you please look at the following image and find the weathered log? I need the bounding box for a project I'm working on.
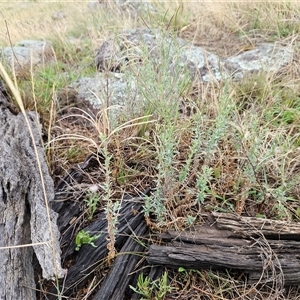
[147,213,300,286]
[212,211,300,240]
[92,220,148,300]
[0,90,64,300]
[47,196,146,298]
[51,153,101,250]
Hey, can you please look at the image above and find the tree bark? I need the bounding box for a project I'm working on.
[0,91,63,299]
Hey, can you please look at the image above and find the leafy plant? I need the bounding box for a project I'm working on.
[100,139,120,264]
[75,230,101,251]
[178,266,201,278]
[130,273,153,299]
[84,191,101,220]
[185,215,196,226]
[196,166,213,204]
[130,272,174,300]
[133,33,190,224]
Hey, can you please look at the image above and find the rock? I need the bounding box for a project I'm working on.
[88,0,103,10]
[52,10,66,20]
[95,28,159,72]
[88,0,156,14]
[95,40,123,72]
[224,43,294,80]
[64,29,293,117]
[177,39,223,82]
[1,40,53,74]
[57,70,140,128]
[116,0,157,14]
[95,28,222,82]
[95,28,294,83]
[70,72,137,108]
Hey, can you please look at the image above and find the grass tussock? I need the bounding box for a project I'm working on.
[2,0,300,299]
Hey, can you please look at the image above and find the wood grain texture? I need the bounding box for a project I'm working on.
[0,91,63,299]
[148,213,300,286]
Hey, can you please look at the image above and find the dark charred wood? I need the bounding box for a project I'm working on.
[147,213,300,286]
[50,153,103,250]
[46,197,146,299]
[54,153,101,194]
[212,212,300,240]
[92,221,148,300]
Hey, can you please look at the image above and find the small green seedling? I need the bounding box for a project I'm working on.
[84,191,100,220]
[129,271,174,300]
[75,230,101,251]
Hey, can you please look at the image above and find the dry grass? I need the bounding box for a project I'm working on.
[2,0,300,299]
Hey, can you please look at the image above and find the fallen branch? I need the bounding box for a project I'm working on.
[147,212,300,286]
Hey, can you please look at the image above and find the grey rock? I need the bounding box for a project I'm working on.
[95,40,123,72]
[95,28,159,72]
[52,10,66,20]
[224,43,294,80]
[68,72,140,125]
[178,39,224,82]
[88,0,102,9]
[70,72,137,109]
[1,40,53,74]
[118,0,157,14]
[95,29,294,83]
[95,28,222,82]
[67,29,294,118]
[88,0,156,14]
